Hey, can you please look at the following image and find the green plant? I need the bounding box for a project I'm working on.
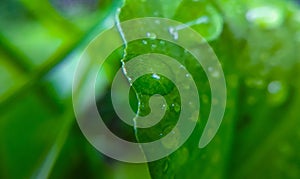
[0,0,300,178]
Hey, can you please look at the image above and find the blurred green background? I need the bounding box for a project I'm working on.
[0,0,300,178]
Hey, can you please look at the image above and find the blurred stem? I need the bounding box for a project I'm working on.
[31,102,74,179]
[0,33,32,73]
[0,33,62,112]
[19,0,81,39]
[0,0,120,111]
[0,16,113,112]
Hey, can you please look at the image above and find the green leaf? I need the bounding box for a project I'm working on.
[117,1,237,178]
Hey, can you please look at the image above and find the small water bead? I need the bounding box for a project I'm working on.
[151,73,160,80]
[159,40,165,45]
[151,44,157,48]
[146,32,157,40]
[268,81,282,94]
[142,40,148,45]
[155,19,161,24]
[168,27,179,40]
[246,6,284,29]
[201,94,209,104]
[127,77,133,85]
[171,103,180,112]
[208,66,220,78]
[179,65,186,71]
[267,80,288,106]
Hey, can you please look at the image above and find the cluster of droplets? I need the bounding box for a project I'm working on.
[142,32,159,49]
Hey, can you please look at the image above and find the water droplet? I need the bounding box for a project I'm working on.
[169,27,179,40]
[246,6,284,29]
[185,73,191,78]
[159,40,165,45]
[142,40,147,45]
[152,73,160,80]
[127,77,133,84]
[268,81,282,94]
[201,95,209,104]
[155,19,161,24]
[267,80,288,106]
[146,32,157,40]
[151,44,157,48]
[208,67,220,78]
[172,103,180,112]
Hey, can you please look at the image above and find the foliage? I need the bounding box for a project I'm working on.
[0,0,300,178]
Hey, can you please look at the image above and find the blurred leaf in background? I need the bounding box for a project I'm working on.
[0,0,300,179]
